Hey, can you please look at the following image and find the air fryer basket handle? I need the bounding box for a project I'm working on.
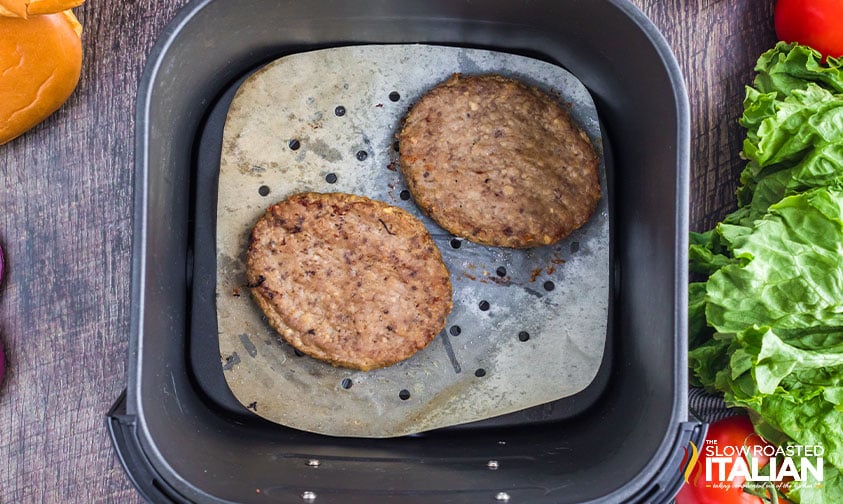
[107,389,191,504]
[107,391,706,504]
[631,421,708,504]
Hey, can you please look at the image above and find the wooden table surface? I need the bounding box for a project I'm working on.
[0,1,776,502]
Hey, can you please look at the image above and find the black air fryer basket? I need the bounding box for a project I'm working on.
[108,1,704,502]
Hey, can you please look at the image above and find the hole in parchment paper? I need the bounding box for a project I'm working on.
[399,190,411,201]
[258,185,270,197]
[341,378,352,389]
[393,141,400,152]
[449,325,461,336]
[288,139,301,150]
[356,150,368,161]
[478,300,490,311]
[389,91,401,102]
[518,331,530,342]
[399,389,411,400]
[543,281,556,292]
[475,368,486,377]
[450,238,462,249]
[334,105,346,117]
[496,266,507,277]
[325,173,338,184]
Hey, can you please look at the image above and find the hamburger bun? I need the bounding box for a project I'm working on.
[0,10,82,145]
[0,0,83,18]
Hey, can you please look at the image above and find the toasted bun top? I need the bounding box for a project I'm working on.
[0,0,83,18]
[0,0,27,17]
[0,10,82,145]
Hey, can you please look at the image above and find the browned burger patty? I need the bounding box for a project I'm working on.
[246,192,453,371]
[399,73,601,248]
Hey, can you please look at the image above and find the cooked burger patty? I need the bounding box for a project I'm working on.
[399,73,601,248]
[246,192,453,371]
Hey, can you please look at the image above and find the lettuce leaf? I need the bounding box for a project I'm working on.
[752,43,843,98]
[705,188,843,335]
[787,466,843,504]
[714,326,843,464]
[734,44,843,224]
[690,42,843,504]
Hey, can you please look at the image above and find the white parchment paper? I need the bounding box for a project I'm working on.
[217,44,609,437]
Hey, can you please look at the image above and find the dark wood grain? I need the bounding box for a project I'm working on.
[632,0,778,231]
[0,1,189,502]
[0,1,777,502]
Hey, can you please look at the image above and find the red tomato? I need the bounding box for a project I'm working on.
[675,415,773,504]
[775,0,843,59]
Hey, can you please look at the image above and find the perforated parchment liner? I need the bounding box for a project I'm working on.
[217,45,608,437]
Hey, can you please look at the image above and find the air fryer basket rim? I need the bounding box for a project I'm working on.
[115,0,700,502]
